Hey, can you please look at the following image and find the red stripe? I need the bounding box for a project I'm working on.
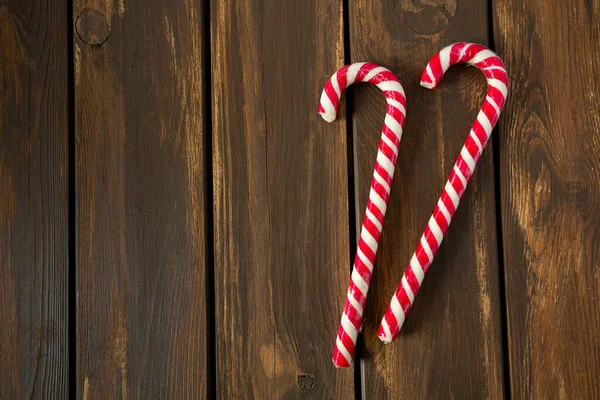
[374,160,393,185]
[482,100,499,127]
[455,155,473,182]
[415,242,430,268]
[371,70,398,85]
[449,171,465,198]
[337,66,349,91]
[424,226,440,254]
[348,280,366,306]
[428,53,444,80]
[487,86,506,109]
[405,265,421,294]
[397,286,412,314]
[383,308,399,336]
[465,135,481,160]
[337,326,356,355]
[358,237,376,262]
[441,187,458,213]
[382,122,401,147]
[379,140,397,165]
[366,197,384,223]
[433,206,449,235]
[332,348,350,368]
[323,81,339,107]
[385,88,406,105]
[343,300,362,329]
[354,63,375,82]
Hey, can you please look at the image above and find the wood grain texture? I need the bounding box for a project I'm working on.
[74,0,209,397]
[211,0,354,397]
[494,0,600,398]
[349,1,505,398]
[0,0,69,397]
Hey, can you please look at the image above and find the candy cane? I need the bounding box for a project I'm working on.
[377,43,508,343]
[319,63,406,367]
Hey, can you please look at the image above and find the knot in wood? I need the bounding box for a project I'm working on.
[76,9,110,45]
[400,0,457,36]
[297,373,315,391]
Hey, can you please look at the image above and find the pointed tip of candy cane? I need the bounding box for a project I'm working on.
[420,80,436,90]
[319,110,337,123]
[377,324,395,344]
[332,352,351,368]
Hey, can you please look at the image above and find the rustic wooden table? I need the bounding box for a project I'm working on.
[1,0,599,398]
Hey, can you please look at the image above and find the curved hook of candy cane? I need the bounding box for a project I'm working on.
[377,42,508,343]
[319,62,406,367]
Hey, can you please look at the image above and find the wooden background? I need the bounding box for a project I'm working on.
[1,0,599,398]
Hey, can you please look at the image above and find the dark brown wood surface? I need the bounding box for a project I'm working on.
[495,0,600,398]
[349,1,505,398]
[0,0,70,397]
[2,0,600,397]
[211,0,355,397]
[74,0,209,397]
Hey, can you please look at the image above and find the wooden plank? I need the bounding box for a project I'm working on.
[349,2,505,398]
[0,0,70,397]
[211,0,354,397]
[74,0,209,396]
[494,1,600,397]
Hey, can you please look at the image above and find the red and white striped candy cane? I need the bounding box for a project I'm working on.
[319,62,406,367]
[377,42,508,343]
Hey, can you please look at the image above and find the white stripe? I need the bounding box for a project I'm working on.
[357,247,374,271]
[346,62,367,85]
[369,187,387,215]
[437,199,451,225]
[352,269,369,296]
[439,46,452,72]
[319,91,337,122]
[410,254,425,284]
[468,49,496,65]
[470,129,483,153]
[454,164,467,188]
[444,180,460,209]
[331,72,342,98]
[380,132,398,155]
[459,43,473,59]
[379,318,393,343]
[486,95,501,116]
[376,150,395,178]
[484,65,505,71]
[373,170,391,194]
[420,235,433,264]
[460,147,476,172]
[488,78,508,98]
[335,337,352,365]
[341,314,358,341]
[377,80,405,97]
[426,64,435,83]
[384,114,403,140]
[390,294,405,327]
[363,66,387,82]
[365,208,383,234]
[477,110,493,136]
[401,276,414,303]
[428,216,444,246]
[347,289,364,316]
[387,98,406,116]
[361,225,378,253]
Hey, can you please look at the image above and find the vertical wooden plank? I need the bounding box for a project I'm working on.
[212,0,354,397]
[350,2,505,398]
[0,0,69,397]
[74,0,208,397]
[495,1,600,398]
